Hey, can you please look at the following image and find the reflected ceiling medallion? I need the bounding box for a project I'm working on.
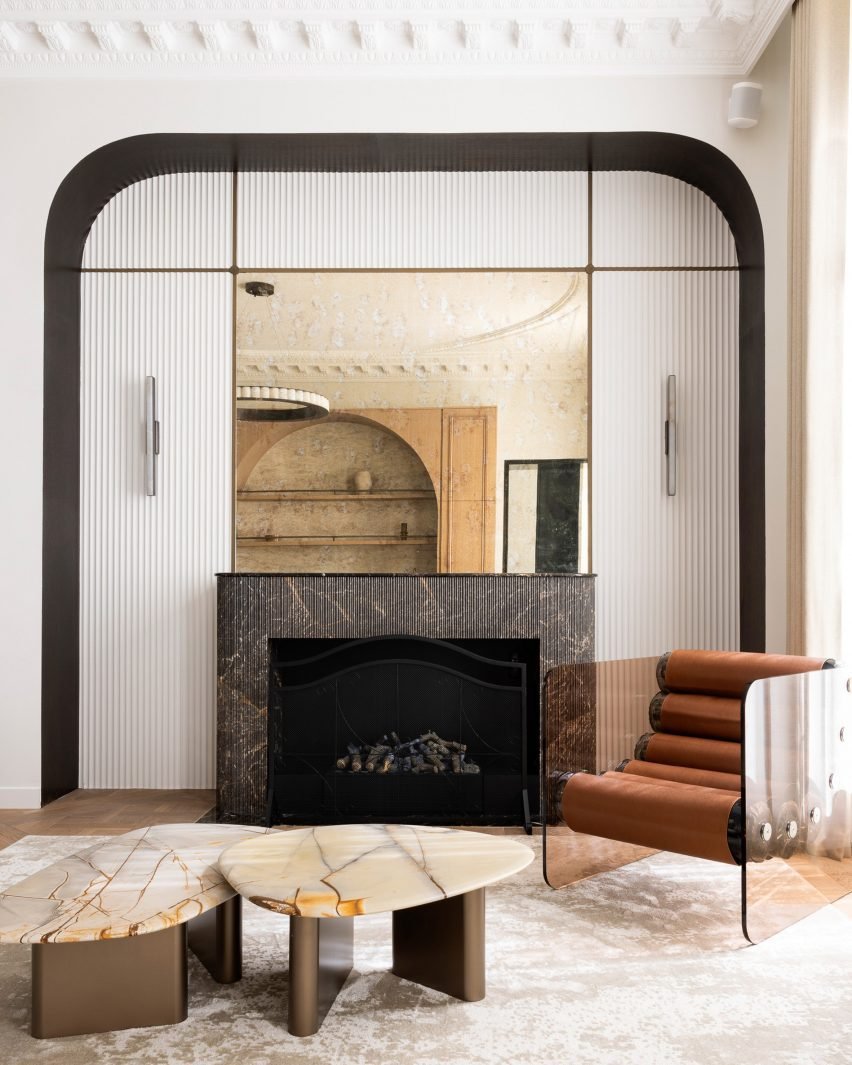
[236,385,331,422]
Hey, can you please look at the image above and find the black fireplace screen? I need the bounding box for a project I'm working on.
[266,636,538,829]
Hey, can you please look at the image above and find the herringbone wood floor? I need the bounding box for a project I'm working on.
[0,791,531,860]
[0,789,216,853]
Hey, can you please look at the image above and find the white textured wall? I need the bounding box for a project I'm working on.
[592,172,737,267]
[83,172,233,269]
[0,20,791,803]
[592,170,741,658]
[238,171,587,268]
[79,273,232,788]
[592,270,740,658]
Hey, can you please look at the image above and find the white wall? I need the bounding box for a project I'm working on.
[593,270,740,658]
[0,16,791,804]
[80,272,232,789]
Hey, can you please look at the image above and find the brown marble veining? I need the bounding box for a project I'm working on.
[542,657,659,823]
[219,824,534,918]
[217,574,595,822]
[0,824,270,944]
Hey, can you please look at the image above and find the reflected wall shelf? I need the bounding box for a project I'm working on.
[237,535,437,547]
[237,490,434,502]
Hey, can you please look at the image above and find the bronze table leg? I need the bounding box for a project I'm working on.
[31,924,188,1039]
[288,915,354,1037]
[188,895,242,983]
[392,888,486,1001]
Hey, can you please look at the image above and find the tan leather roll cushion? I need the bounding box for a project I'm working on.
[641,732,741,775]
[601,771,736,799]
[620,758,740,793]
[561,772,739,865]
[654,692,741,742]
[659,649,830,697]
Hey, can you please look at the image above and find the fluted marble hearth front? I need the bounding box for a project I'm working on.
[217,573,595,822]
[219,824,534,918]
[0,823,270,944]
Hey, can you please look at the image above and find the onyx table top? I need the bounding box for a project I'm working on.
[0,823,270,944]
[218,824,534,919]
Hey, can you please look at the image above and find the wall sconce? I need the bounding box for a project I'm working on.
[728,82,762,128]
[665,374,677,497]
[145,375,160,496]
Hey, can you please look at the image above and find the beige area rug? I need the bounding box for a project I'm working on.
[1,835,852,1065]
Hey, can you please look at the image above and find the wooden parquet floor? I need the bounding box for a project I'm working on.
[0,791,531,859]
[0,789,216,853]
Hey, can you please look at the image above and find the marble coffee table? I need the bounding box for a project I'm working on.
[219,824,534,1036]
[0,823,270,1038]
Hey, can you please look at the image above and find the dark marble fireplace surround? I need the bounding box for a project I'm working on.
[217,573,594,823]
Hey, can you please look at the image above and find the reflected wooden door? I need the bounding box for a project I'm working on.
[439,407,497,573]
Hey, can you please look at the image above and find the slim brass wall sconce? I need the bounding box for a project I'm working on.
[145,376,160,497]
[665,374,677,497]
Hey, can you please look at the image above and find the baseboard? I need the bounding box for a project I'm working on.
[0,786,41,809]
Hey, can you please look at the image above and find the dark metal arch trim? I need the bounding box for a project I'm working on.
[42,132,764,803]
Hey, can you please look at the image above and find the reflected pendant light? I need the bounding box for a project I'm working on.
[235,385,331,422]
[238,281,330,421]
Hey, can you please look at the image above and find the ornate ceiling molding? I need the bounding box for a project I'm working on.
[238,349,586,384]
[0,1,791,76]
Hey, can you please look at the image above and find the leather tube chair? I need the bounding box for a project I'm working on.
[557,650,833,865]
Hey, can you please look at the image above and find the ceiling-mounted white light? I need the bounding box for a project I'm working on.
[728,81,762,128]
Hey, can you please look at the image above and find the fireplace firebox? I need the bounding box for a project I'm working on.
[266,636,539,830]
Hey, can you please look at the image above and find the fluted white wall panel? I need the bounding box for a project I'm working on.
[82,173,233,268]
[592,172,737,267]
[592,271,740,659]
[237,171,588,268]
[77,167,740,785]
[79,273,232,787]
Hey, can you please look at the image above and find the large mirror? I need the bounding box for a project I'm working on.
[235,270,589,574]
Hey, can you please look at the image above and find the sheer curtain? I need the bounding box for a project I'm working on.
[787,0,852,662]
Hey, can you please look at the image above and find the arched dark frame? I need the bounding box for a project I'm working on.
[42,133,765,804]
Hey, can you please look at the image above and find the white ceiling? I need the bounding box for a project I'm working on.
[0,1,792,78]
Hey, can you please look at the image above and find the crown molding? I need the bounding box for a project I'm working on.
[238,346,587,384]
[0,1,792,77]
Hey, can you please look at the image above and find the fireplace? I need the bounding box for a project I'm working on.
[266,636,539,829]
[217,573,594,823]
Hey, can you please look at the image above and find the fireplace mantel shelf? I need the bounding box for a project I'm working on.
[235,537,438,547]
[217,572,596,579]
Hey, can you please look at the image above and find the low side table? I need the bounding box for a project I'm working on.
[0,823,269,1038]
[218,824,533,1036]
